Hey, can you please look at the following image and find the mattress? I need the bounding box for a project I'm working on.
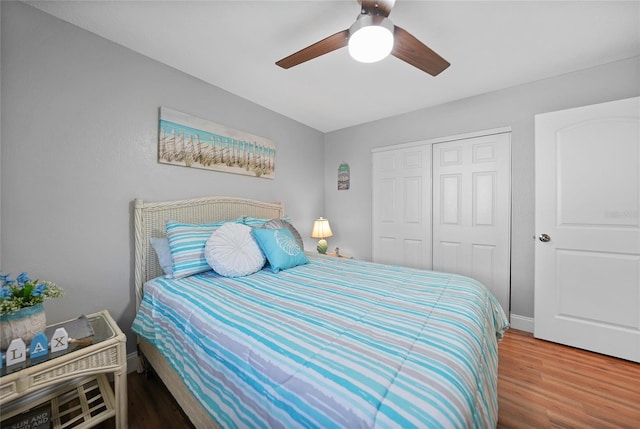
[132,255,508,428]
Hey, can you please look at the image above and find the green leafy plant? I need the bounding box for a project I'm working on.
[0,272,63,316]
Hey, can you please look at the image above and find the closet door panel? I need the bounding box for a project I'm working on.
[372,145,432,269]
[433,133,511,315]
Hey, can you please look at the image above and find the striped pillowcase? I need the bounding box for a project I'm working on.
[238,216,291,227]
[166,220,232,279]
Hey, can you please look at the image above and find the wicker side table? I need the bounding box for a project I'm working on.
[0,310,127,429]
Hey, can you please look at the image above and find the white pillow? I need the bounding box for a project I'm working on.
[205,223,265,277]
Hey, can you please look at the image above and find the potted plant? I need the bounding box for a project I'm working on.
[0,272,63,350]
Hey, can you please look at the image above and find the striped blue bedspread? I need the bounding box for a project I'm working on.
[133,255,509,428]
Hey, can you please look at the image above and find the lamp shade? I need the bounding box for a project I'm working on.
[311,217,333,239]
[348,15,395,63]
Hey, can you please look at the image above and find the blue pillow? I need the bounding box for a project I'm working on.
[166,220,231,279]
[251,228,308,273]
[150,237,173,276]
[262,218,304,251]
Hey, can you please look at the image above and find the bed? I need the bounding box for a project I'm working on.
[131,196,509,428]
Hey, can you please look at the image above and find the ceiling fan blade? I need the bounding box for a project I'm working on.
[392,25,450,76]
[276,29,349,69]
[359,0,396,17]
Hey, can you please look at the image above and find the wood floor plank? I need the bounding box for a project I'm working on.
[498,329,640,429]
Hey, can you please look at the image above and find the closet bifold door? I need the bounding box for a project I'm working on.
[372,144,432,270]
[432,132,511,316]
[371,131,511,318]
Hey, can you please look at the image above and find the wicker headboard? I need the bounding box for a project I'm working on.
[134,196,285,308]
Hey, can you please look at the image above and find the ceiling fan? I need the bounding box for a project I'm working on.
[275,0,450,76]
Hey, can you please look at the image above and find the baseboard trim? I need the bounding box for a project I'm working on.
[127,351,139,374]
[509,314,534,333]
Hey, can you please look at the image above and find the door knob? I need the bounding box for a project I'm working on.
[538,233,551,242]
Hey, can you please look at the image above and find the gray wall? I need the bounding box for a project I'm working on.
[1,2,325,353]
[324,55,640,321]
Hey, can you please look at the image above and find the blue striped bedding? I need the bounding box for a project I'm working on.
[132,255,509,428]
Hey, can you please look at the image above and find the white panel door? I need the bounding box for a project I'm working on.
[432,133,511,314]
[372,145,432,269]
[535,97,640,362]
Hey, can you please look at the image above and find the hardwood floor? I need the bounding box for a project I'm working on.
[100,369,195,429]
[111,329,640,428]
[497,329,640,428]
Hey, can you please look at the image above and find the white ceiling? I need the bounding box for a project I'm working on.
[26,1,640,132]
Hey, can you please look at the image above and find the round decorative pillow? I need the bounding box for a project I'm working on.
[262,218,304,251]
[205,223,265,277]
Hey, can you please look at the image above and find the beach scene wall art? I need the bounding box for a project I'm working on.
[158,107,276,179]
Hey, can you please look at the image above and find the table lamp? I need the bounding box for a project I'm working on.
[311,217,333,254]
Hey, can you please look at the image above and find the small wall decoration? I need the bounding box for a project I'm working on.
[338,162,350,190]
[159,107,276,179]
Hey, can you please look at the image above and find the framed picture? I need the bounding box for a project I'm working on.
[158,107,276,179]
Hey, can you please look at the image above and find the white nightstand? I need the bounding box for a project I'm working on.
[325,249,353,259]
[0,310,127,428]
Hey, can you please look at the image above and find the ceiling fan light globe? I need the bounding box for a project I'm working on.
[348,15,394,63]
